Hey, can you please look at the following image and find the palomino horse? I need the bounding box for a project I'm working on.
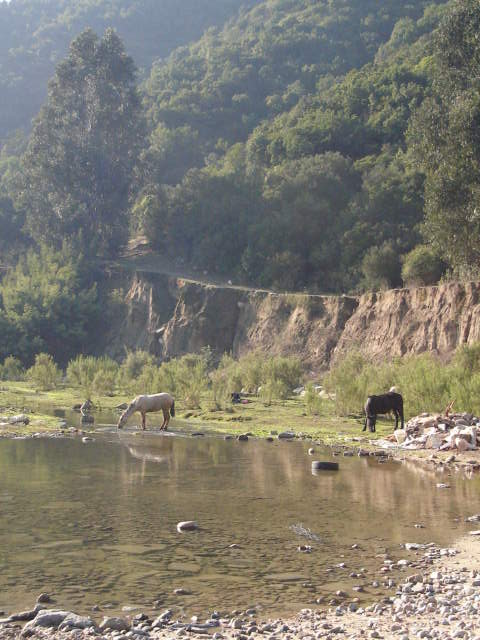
[117,393,175,431]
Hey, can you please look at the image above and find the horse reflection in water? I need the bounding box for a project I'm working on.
[126,445,167,464]
[117,393,175,431]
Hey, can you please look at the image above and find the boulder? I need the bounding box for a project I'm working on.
[152,610,173,627]
[22,610,72,634]
[455,437,470,453]
[58,613,96,630]
[99,616,130,632]
[425,432,445,450]
[8,414,29,425]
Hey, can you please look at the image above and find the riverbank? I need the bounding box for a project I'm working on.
[2,382,480,473]
[2,535,480,639]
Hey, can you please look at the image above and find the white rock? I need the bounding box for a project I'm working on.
[177,521,198,532]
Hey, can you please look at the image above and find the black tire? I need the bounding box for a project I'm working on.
[311,461,339,471]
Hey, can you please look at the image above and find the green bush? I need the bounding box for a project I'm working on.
[117,350,156,390]
[173,354,209,409]
[325,348,474,419]
[131,364,163,395]
[0,356,25,381]
[401,245,445,286]
[361,243,402,291]
[67,355,119,397]
[26,353,61,390]
[324,351,373,415]
[236,352,264,393]
[210,366,232,410]
[304,383,323,416]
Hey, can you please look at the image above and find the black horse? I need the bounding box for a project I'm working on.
[363,392,404,433]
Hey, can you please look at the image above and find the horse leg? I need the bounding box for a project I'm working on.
[141,412,146,430]
[162,408,169,431]
[394,410,399,430]
[369,415,376,433]
[362,416,367,432]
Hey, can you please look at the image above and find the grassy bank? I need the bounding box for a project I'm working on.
[0,379,395,446]
[3,344,480,450]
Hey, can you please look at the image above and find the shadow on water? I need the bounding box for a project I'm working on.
[0,434,479,618]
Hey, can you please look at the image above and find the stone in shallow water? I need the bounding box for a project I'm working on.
[36,593,52,604]
[177,520,198,532]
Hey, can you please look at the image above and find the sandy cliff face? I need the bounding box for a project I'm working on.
[333,282,480,363]
[109,273,480,369]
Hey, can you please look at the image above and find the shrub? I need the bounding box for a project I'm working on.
[324,351,371,415]
[26,353,61,390]
[260,378,289,405]
[237,352,264,393]
[401,245,445,286]
[67,355,119,397]
[173,354,209,409]
[304,382,323,416]
[131,364,162,395]
[117,350,156,389]
[208,354,239,409]
[395,353,450,417]
[361,243,402,290]
[325,349,456,419]
[266,356,302,392]
[0,356,25,381]
[210,366,232,410]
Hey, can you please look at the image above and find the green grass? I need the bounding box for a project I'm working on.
[176,394,395,446]
[0,380,398,447]
[0,381,130,434]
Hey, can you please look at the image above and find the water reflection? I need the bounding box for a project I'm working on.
[0,435,478,618]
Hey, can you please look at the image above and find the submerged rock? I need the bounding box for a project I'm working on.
[36,594,52,604]
[177,520,198,532]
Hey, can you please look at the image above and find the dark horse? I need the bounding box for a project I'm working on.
[363,392,404,433]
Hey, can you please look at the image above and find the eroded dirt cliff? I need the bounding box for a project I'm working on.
[107,272,480,370]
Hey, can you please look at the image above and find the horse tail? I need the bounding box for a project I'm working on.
[170,399,175,418]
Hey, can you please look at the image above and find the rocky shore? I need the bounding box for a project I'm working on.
[2,536,480,640]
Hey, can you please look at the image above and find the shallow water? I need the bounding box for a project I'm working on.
[0,433,479,619]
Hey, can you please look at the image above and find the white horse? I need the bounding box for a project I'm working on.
[117,393,175,431]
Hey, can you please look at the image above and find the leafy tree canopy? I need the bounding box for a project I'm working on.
[0,0,258,140]
[0,243,99,365]
[20,28,145,257]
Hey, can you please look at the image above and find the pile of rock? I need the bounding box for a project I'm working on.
[393,412,480,451]
[0,414,29,428]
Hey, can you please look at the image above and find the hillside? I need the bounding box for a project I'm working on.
[2,0,480,368]
[0,0,260,139]
[137,0,450,292]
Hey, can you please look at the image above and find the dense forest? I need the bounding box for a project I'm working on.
[0,0,260,138]
[0,0,479,365]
